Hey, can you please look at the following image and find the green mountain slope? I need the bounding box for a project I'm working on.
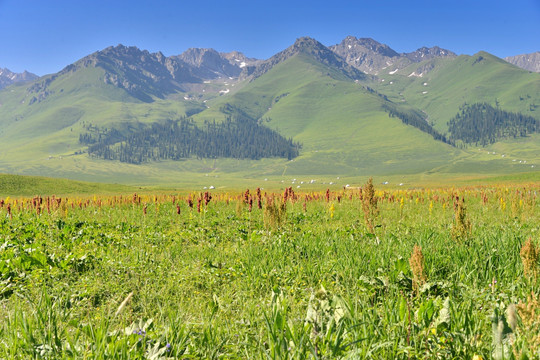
[0,66,205,160]
[375,52,540,132]
[195,50,461,175]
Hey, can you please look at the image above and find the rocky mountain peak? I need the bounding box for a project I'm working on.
[221,51,261,68]
[336,36,400,58]
[244,36,365,80]
[53,44,202,102]
[176,48,242,78]
[178,48,221,67]
[0,67,39,89]
[504,51,540,72]
[291,36,325,50]
[404,46,456,62]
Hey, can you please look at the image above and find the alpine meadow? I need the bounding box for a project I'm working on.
[0,22,540,360]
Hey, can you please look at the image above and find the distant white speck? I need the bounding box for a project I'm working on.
[239,62,246,68]
[423,82,428,86]
[209,186,215,189]
[389,69,398,74]
[422,91,428,94]
[348,45,352,49]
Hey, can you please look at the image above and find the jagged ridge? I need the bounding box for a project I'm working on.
[330,35,456,75]
[0,68,39,89]
[505,52,540,73]
[243,37,366,80]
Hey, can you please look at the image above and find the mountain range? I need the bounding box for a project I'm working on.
[0,36,538,186]
[0,68,38,89]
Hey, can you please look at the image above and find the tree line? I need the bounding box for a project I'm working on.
[447,103,539,146]
[80,111,301,164]
[382,104,454,146]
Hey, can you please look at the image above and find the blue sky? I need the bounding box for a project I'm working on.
[1,0,539,75]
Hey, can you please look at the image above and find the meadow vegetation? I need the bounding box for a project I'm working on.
[0,181,539,359]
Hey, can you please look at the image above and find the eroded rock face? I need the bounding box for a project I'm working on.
[221,51,262,69]
[330,36,456,75]
[0,68,38,89]
[66,44,202,101]
[53,44,255,101]
[175,48,242,78]
[505,52,540,73]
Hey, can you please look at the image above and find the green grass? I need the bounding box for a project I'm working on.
[0,185,538,358]
[0,173,135,196]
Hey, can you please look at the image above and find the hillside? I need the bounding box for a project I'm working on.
[0,37,538,186]
[194,38,461,176]
[373,52,540,132]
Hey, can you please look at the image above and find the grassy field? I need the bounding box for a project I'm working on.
[0,174,136,197]
[0,181,538,358]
